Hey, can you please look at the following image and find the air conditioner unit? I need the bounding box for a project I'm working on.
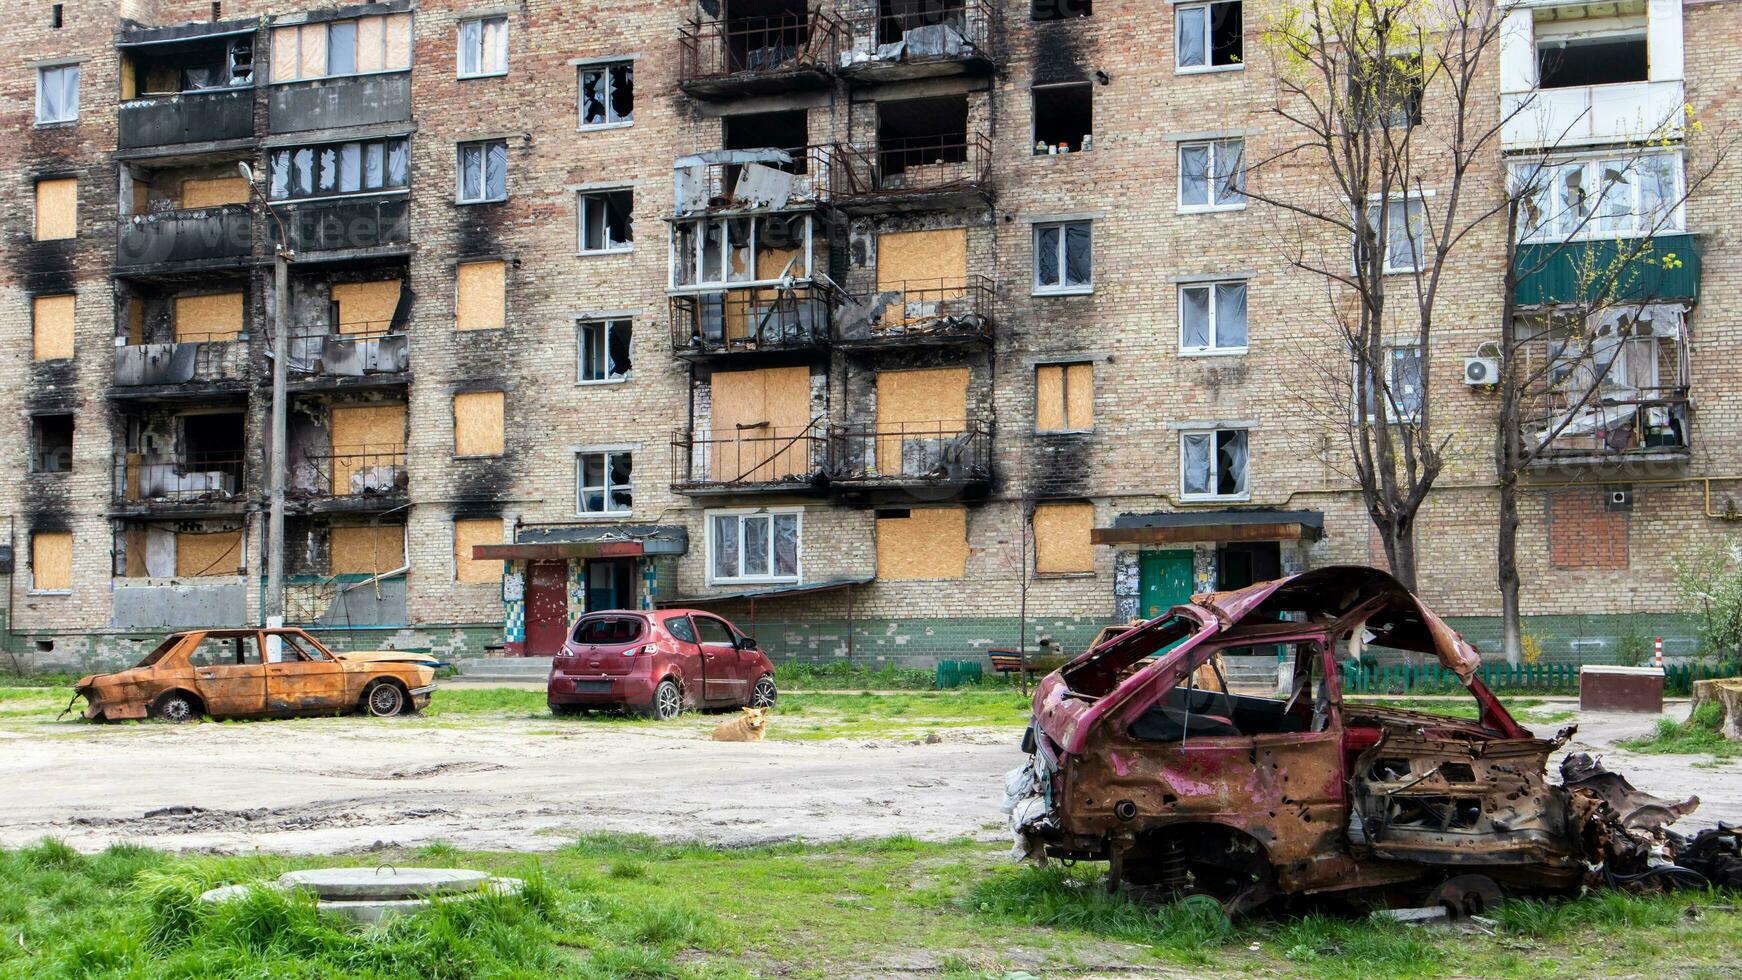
[1463,356,1499,386]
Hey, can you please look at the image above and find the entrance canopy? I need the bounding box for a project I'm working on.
[1091,509,1324,546]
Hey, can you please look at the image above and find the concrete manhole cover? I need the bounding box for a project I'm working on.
[201,867,523,925]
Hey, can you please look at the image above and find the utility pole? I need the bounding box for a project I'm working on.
[240,163,290,629]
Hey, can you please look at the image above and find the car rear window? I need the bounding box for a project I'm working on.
[571,616,644,645]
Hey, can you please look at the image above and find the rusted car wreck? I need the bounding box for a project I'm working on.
[1006,566,1737,913]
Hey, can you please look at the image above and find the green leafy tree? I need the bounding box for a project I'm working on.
[1672,541,1742,663]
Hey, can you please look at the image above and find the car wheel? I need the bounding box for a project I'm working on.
[643,679,682,721]
[365,681,407,718]
[550,702,585,718]
[750,675,778,708]
[153,692,199,724]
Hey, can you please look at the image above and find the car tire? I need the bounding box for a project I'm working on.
[364,681,407,718]
[643,679,682,721]
[750,675,778,708]
[550,702,585,717]
[152,692,199,724]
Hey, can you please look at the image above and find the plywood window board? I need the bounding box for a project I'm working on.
[453,391,506,456]
[33,294,75,361]
[31,531,73,592]
[708,367,810,481]
[454,518,502,583]
[330,524,406,575]
[332,280,402,334]
[34,178,77,241]
[876,229,967,289]
[330,403,408,453]
[875,367,967,473]
[1034,502,1096,574]
[173,292,245,342]
[270,26,300,81]
[179,176,249,209]
[876,507,968,580]
[1036,362,1094,431]
[175,530,243,577]
[456,260,506,331]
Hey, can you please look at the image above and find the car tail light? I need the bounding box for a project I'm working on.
[621,644,656,657]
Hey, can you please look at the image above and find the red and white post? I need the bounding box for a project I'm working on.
[1654,636,1664,669]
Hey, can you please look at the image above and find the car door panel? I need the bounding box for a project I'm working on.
[265,632,350,715]
[186,633,266,718]
[692,616,746,702]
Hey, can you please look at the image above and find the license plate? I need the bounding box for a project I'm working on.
[574,680,613,694]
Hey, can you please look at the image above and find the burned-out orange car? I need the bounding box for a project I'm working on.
[72,628,439,722]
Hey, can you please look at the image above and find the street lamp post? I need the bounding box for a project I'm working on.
[240,162,291,629]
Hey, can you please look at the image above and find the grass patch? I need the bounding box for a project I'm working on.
[1345,697,1550,721]
[1619,701,1740,759]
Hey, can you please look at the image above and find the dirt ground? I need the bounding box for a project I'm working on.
[0,694,1735,856]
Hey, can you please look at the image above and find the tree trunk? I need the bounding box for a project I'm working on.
[1498,477,1524,666]
[1389,515,1419,592]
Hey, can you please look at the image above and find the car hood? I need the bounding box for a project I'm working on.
[334,650,440,666]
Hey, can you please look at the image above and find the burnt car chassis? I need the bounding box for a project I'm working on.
[1005,566,1742,914]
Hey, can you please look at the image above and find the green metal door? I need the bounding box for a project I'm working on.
[1139,550,1195,620]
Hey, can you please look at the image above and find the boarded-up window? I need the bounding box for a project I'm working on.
[176,530,242,577]
[34,178,76,240]
[173,292,245,342]
[454,391,505,456]
[329,403,407,492]
[876,507,968,580]
[1546,490,1629,569]
[31,531,73,592]
[330,524,406,575]
[179,176,249,209]
[455,260,506,331]
[332,280,402,334]
[1034,502,1095,574]
[876,228,968,327]
[875,367,967,474]
[709,367,811,481]
[454,518,501,583]
[33,294,75,361]
[1036,362,1094,431]
[272,15,410,82]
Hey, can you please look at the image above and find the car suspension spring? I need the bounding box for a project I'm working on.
[1157,838,1190,893]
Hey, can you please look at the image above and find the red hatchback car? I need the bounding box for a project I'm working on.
[547,609,777,720]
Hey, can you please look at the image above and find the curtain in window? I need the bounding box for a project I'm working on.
[1182,433,1212,495]
[1215,283,1247,346]
[1179,143,1209,205]
[773,513,799,577]
[387,140,409,186]
[1036,225,1060,285]
[458,20,482,76]
[1064,223,1091,286]
[1219,431,1248,495]
[743,517,770,575]
[1181,286,1210,347]
[712,515,739,579]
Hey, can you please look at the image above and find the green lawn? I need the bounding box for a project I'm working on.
[1,835,1738,979]
[1620,701,1740,761]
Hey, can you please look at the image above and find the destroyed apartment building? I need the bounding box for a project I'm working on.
[0,0,1736,670]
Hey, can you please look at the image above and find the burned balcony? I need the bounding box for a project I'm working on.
[290,449,409,512]
[834,276,994,352]
[671,283,833,361]
[1519,304,1692,469]
[113,453,247,513]
[113,287,253,395]
[828,419,992,497]
[679,10,846,98]
[274,195,410,256]
[288,326,410,383]
[670,420,829,495]
[286,276,412,386]
[675,146,834,216]
[113,341,251,394]
[116,21,257,154]
[839,0,1000,82]
[116,206,254,273]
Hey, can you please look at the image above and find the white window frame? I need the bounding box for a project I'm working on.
[578,61,634,130]
[1032,220,1093,295]
[706,508,803,585]
[1177,138,1246,212]
[577,189,634,255]
[1176,1,1243,74]
[1512,151,1685,244]
[577,317,632,384]
[36,64,79,125]
[1177,280,1249,356]
[457,15,509,79]
[1179,427,1251,501]
[668,213,815,290]
[1355,195,1427,275]
[456,139,508,204]
[1354,343,1425,423]
[574,449,633,517]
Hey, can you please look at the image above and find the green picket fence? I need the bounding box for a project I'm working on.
[1663,660,1742,697]
[935,660,985,690]
[1342,659,1741,697]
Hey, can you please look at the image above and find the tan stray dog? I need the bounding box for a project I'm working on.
[711,706,769,742]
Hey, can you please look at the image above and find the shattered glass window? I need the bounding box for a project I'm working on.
[1182,429,1248,498]
[576,451,631,515]
[271,139,408,201]
[579,61,633,128]
[579,190,634,252]
[1034,221,1092,292]
[269,150,291,198]
[316,146,337,194]
[579,318,632,383]
[458,140,508,203]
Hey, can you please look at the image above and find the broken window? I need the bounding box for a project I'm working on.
[1536,14,1646,89]
[36,64,78,124]
[671,213,810,288]
[1132,641,1330,742]
[1033,0,1092,21]
[1512,153,1681,242]
[579,61,633,128]
[1176,1,1241,71]
[180,412,245,465]
[1033,220,1092,293]
[877,95,969,176]
[1356,344,1424,422]
[578,318,632,383]
[457,140,508,203]
[1181,428,1249,498]
[1035,362,1094,432]
[578,190,634,253]
[1179,281,1248,353]
[576,451,633,515]
[186,633,254,667]
[1032,82,1092,154]
[1355,197,1426,274]
[30,414,73,473]
[876,0,968,46]
[268,138,408,201]
[30,531,73,593]
[724,109,809,173]
[710,509,800,583]
[1178,138,1245,210]
[272,16,411,82]
[457,15,508,77]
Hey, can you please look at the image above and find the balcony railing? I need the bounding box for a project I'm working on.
[831,134,993,207]
[116,205,253,270]
[273,195,410,254]
[118,87,254,151]
[1501,80,1684,150]
[1525,387,1691,465]
[114,339,249,388]
[678,12,845,96]
[835,276,993,349]
[671,283,832,358]
[287,323,410,378]
[293,449,409,500]
[828,419,992,487]
[841,0,999,77]
[671,419,828,493]
[267,72,412,135]
[674,145,834,215]
[114,453,245,504]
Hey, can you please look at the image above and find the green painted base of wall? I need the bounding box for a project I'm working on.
[0,624,507,676]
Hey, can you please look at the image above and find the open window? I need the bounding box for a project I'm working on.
[30,414,73,473]
[876,0,968,46]
[1032,82,1092,154]
[878,95,969,175]
[724,109,809,172]
[1176,1,1242,71]
[578,189,634,253]
[1033,0,1092,21]
[1535,7,1647,89]
[723,0,812,73]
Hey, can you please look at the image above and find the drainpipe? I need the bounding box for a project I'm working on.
[240,162,292,630]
